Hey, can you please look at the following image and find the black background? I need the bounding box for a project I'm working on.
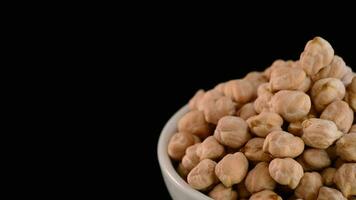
[126,19,356,199]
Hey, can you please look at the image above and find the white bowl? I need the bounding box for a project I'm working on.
[157,105,212,200]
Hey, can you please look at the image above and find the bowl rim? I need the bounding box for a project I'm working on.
[157,105,212,200]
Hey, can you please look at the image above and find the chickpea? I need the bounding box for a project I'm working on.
[312,55,348,82]
[263,131,304,158]
[249,190,282,200]
[188,89,205,110]
[223,79,254,104]
[178,110,211,139]
[236,103,257,120]
[336,132,356,162]
[168,132,195,160]
[257,82,273,97]
[269,158,304,189]
[294,172,323,200]
[214,116,251,149]
[208,183,238,200]
[243,71,268,98]
[302,148,331,170]
[198,90,236,124]
[320,100,353,133]
[247,112,283,137]
[269,65,307,92]
[300,36,334,76]
[182,143,200,171]
[296,76,312,92]
[302,118,343,149]
[237,181,251,199]
[321,167,336,186]
[254,92,273,113]
[264,59,295,80]
[215,152,249,187]
[311,78,346,112]
[271,90,311,122]
[187,159,218,191]
[245,162,276,193]
[317,186,347,200]
[333,163,356,198]
[196,136,225,161]
[345,76,356,112]
[240,137,272,162]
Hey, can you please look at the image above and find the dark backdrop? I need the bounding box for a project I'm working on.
[129,24,355,199]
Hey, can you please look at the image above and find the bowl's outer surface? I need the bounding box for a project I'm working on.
[158,105,212,200]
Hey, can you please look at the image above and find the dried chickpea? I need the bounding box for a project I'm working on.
[245,162,276,193]
[188,89,205,110]
[236,102,257,120]
[321,167,336,186]
[269,158,304,189]
[333,163,356,198]
[168,132,195,160]
[269,65,307,92]
[249,190,282,200]
[254,92,273,113]
[263,130,304,158]
[302,148,331,170]
[271,90,311,122]
[196,136,225,161]
[317,186,347,200]
[294,172,323,200]
[336,132,356,162]
[240,137,272,162]
[311,78,346,112]
[264,59,295,80]
[214,116,251,149]
[345,76,356,111]
[302,118,343,149]
[296,76,312,92]
[257,82,273,97]
[208,183,238,200]
[312,55,348,82]
[187,159,218,191]
[320,100,353,133]
[223,79,254,104]
[243,71,268,98]
[182,143,200,171]
[246,112,283,137]
[178,110,211,139]
[215,152,249,187]
[300,36,334,76]
[198,90,236,124]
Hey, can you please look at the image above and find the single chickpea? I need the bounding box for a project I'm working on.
[196,136,225,161]
[269,65,307,92]
[246,112,283,137]
[296,76,312,92]
[188,89,205,110]
[312,55,348,82]
[208,183,238,200]
[302,148,331,170]
[257,82,273,97]
[294,172,323,200]
[269,158,304,189]
[302,118,343,149]
[254,92,273,113]
[178,110,211,139]
[223,79,254,104]
[182,143,201,171]
[321,167,336,186]
[264,59,295,80]
[320,100,353,133]
[240,137,272,162]
[336,132,356,162]
[187,159,218,191]
[236,102,257,120]
[215,152,249,187]
[311,78,346,112]
[300,36,334,76]
[168,132,195,160]
[249,190,282,200]
[214,116,251,149]
[317,186,347,200]
[333,163,356,198]
[271,90,311,122]
[198,90,236,124]
[245,162,276,194]
[263,131,304,158]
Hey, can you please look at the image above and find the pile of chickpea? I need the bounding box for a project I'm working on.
[167,37,356,200]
